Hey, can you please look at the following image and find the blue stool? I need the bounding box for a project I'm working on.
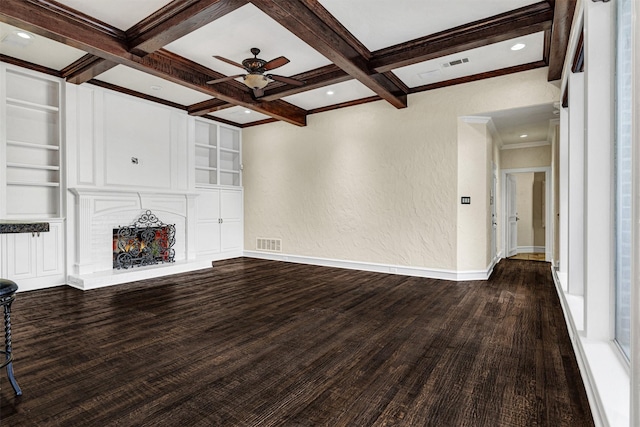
[0,279,22,396]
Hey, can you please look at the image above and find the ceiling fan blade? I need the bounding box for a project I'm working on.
[267,74,305,86]
[206,74,245,84]
[213,55,245,70]
[252,87,265,98]
[263,56,290,71]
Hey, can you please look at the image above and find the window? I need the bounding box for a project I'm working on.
[615,0,632,359]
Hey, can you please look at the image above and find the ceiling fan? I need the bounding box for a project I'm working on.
[207,48,305,98]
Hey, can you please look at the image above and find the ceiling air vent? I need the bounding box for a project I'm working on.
[257,238,282,252]
[442,57,469,68]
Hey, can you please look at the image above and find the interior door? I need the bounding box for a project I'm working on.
[506,174,518,257]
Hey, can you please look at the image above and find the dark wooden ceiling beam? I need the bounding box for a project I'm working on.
[408,60,547,94]
[126,0,249,56]
[370,2,553,73]
[61,54,118,84]
[0,0,306,126]
[547,0,577,81]
[188,98,233,116]
[250,0,407,109]
[0,0,132,63]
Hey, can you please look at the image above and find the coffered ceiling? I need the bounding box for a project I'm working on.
[0,0,574,129]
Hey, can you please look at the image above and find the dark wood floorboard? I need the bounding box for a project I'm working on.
[0,258,593,426]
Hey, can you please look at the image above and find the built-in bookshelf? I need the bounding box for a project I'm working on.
[194,119,241,187]
[2,67,62,218]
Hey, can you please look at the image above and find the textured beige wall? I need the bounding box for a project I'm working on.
[457,120,490,270]
[243,68,559,271]
[500,145,552,169]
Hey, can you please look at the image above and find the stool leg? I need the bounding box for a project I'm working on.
[4,302,22,396]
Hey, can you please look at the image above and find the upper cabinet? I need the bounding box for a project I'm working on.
[1,65,62,218]
[194,118,241,188]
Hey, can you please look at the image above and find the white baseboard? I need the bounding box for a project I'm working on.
[243,251,496,281]
[517,245,545,253]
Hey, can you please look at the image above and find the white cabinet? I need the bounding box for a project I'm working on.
[1,65,63,218]
[195,188,243,257]
[2,220,65,291]
[194,119,241,187]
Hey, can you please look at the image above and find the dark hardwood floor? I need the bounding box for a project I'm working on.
[0,258,593,426]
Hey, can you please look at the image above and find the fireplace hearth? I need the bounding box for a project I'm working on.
[113,210,175,270]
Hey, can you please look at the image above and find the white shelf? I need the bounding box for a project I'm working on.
[7,162,60,171]
[220,147,240,154]
[6,97,59,112]
[7,181,60,187]
[195,143,217,149]
[7,139,60,151]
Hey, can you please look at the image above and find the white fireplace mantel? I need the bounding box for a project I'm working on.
[68,187,210,289]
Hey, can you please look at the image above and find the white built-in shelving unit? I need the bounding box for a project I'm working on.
[0,64,65,290]
[194,118,241,187]
[2,67,62,218]
[193,118,243,259]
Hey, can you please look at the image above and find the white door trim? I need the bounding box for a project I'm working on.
[501,167,553,262]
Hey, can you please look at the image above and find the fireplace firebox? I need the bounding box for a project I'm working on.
[113,210,175,270]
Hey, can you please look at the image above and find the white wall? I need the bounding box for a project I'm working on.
[66,84,189,191]
[243,68,559,275]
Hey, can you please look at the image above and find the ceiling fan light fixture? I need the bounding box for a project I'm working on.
[243,73,269,90]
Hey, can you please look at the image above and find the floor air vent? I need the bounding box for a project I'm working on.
[257,238,282,252]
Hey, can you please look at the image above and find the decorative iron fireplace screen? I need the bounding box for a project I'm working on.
[113,210,176,270]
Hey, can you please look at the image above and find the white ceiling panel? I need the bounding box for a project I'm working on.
[208,106,271,125]
[164,3,332,79]
[97,65,212,106]
[54,0,174,31]
[392,32,544,88]
[283,80,376,111]
[319,0,539,51]
[0,22,87,70]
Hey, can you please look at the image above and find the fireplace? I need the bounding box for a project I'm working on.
[113,210,176,269]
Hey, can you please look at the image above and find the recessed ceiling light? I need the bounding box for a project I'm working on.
[520,134,528,138]
[511,43,526,51]
[150,85,162,91]
[326,90,334,96]
[244,109,251,114]
[14,31,33,40]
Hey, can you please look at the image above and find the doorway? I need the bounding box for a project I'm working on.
[501,167,552,262]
